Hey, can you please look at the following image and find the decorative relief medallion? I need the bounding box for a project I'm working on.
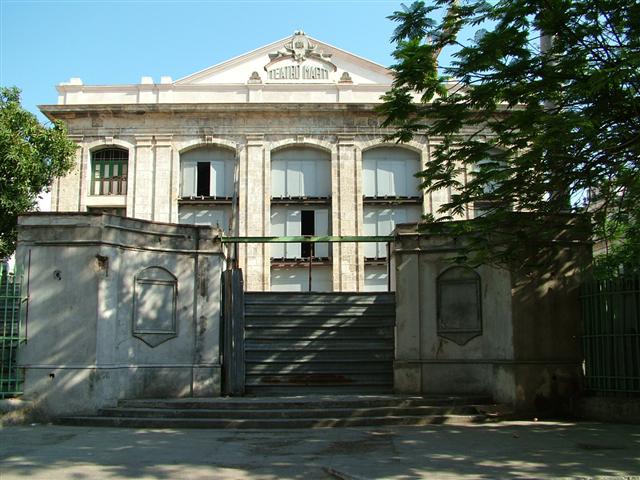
[132,266,178,347]
[264,30,337,82]
[436,266,483,345]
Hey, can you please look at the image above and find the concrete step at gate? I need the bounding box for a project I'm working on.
[244,292,395,395]
[57,395,502,429]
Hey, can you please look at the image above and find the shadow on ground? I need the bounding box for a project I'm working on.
[1,421,639,479]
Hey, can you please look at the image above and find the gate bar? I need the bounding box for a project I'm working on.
[221,235,393,243]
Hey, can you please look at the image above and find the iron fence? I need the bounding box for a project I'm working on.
[581,274,640,395]
[0,264,25,398]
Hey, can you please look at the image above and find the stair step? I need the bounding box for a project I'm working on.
[244,293,395,306]
[245,351,394,362]
[97,405,480,419]
[116,395,494,410]
[245,363,391,374]
[244,327,393,339]
[245,307,395,317]
[245,318,395,327]
[58,413,487,429]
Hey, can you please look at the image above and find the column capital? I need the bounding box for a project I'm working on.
[337,135,355,146]
[246,134,264,146]
[154,134,173,147]
[135,135,154,148]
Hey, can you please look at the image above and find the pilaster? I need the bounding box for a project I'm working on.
[133,135,154,220]
[241,134,268,291]
[332,135,359,292]
[56,136,84,212]
[153,135,173,223]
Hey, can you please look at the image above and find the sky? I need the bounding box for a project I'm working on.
[0,0,476,216]
[0,0,418,122]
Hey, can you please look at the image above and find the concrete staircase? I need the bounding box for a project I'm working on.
[57,395,505,429]
[244,292,395,395]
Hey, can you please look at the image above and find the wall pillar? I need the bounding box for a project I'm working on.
[332,135,359,292]
[241,134,268,291]
[133,135,154,220]
[53,136,84,212]
[153,135,174,223]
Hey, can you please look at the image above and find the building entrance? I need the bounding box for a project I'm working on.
[221,235,396,396]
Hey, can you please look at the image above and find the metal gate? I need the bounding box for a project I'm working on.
[1,264,26,398]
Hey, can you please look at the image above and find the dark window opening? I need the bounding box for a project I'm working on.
[301,210,314,258]
[197,162,210,196]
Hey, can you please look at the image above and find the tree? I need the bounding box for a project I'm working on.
[379,0,640,271]
[0,87,76,259]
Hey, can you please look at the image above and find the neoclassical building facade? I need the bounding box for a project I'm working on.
[42,31,471,292]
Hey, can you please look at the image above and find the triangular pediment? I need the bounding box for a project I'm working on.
[175,31,393,86]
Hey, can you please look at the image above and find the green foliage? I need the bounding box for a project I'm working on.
[380,0,640,269]
[0,87,76,258]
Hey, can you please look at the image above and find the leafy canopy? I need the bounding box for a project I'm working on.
[380,0,640,271]
[0,87,76,258]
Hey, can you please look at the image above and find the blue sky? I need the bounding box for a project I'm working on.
[0,0,476,122]
[0,0,407,120]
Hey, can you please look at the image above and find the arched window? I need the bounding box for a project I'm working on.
[470,149,508,218]
[362,147,421,198]
[178,146,236,230]
[180,147,235,198]
[270,147,331,259]
[362,147,423,291]
[362,147,422,260]
[271,147,331,198]
[91,148,128,195]
[270,147,332,292]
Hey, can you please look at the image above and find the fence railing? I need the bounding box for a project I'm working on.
[221,235,394,292]
[581,274,640,395]
[0,264,25,398]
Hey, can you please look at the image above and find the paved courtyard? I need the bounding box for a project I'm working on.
[1,421,639,479]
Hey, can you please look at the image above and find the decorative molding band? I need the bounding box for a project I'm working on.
[20,363,221,369]
[394,359,581,366]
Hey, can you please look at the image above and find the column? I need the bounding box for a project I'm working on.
[332,135,359,291]
[153,135,173,223]
[241,135,268,291]
[133,135,154,220]
[55,136,84,212]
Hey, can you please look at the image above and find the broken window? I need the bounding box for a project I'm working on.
[180,147,235,198]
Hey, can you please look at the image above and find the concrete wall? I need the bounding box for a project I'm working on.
[15,213,224,416]
[392,219,591,413]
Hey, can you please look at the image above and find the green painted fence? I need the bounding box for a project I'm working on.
[0,264,25,398]
[581,274,640,395]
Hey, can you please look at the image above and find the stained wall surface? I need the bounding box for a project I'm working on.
[15,214,223,416]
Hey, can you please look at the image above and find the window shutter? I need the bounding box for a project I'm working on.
[287,160,303,197]
[181,161,196,196]
[362,159,376,197]
[363,208,378,259]
[314,208,329,257]
[270,208,286,258]
[210,160,225,197]
[285,208,301,258]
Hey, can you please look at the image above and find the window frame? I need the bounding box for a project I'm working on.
[90,147,129,196]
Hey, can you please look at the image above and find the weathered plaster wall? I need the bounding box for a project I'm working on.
[393,226,515,404]
[46,105,464,292]
[15,214,224,416]
[392,219,590,413]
